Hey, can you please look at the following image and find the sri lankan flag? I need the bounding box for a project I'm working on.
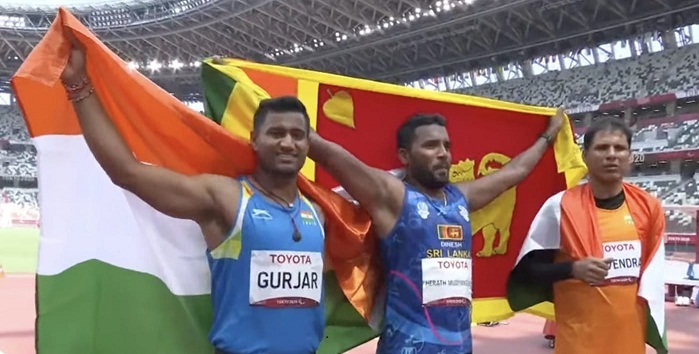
[200,57,587,330]
[437,225,465,241]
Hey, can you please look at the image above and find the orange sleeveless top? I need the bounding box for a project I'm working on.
[553,202,646,354]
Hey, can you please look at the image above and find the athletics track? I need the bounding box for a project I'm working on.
[1,274,697,354]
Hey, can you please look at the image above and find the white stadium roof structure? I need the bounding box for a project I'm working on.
[0,0,698,101]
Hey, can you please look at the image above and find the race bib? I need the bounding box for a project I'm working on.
[249,250,323,308]
[602,240,642,285]
[421,257,472,307]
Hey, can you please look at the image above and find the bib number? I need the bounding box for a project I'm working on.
[602,240,641,285]
[421,257,472,307]
[249,250,323,308]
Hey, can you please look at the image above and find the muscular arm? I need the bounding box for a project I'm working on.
[308,132,402,233]
[457,136,550,211]
[510,250,573,285]
[458,108,564,211]
[72,82,231,226]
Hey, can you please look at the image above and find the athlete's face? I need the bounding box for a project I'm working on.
[400,124,452,189]
[251,111,309,177]
[583,129,632,184]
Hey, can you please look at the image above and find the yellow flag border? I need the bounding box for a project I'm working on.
[203,58,587,189]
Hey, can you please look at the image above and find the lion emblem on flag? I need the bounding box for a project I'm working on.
[449,153,516,258]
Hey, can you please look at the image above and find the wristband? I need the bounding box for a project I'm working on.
[539,133,553,144]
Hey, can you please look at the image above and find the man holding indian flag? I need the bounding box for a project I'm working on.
[60,38,330,354]
[508,117,668,354]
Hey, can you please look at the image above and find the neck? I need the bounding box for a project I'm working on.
[589,178,623,199]
[404,175,445,200]
[251,169,298,203]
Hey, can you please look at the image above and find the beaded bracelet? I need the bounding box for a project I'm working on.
[62,75,90,94]
[71,86,95,103]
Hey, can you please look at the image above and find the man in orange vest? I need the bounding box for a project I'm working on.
[508,117,667,354]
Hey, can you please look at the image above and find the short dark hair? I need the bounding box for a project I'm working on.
[253,96,310,133]
[582,117,633,151]
[396,113,447,149]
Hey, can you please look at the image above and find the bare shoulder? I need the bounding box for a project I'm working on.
[384,169,407,193]
[370,170,405,237]
[195,173,239,186]
[197,174,241,218]
[368,168,405,211]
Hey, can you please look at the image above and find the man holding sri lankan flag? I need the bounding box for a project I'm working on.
[308,110,563,354]
[508,118,668,354]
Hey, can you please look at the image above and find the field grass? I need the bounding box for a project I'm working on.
[0,227,39,274]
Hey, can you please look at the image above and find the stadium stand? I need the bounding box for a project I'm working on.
[1,106,38,227]
[458,44,699,108]
[1,108,30,142]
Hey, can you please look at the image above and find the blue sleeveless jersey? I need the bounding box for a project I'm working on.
[377,183,473,354]
[206,177,325,354]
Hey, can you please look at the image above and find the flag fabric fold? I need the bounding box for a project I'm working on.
[507,183,667,353]
[13,7,586,354]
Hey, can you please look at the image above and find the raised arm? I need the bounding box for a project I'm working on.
[308,131,403,233]
[457,107,565,212]
[61,39,235,245]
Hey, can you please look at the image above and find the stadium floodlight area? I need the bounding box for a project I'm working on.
[0,0,490,71]
[265,0,479,60]
[1,0,137,6]
[126,59,200,72]
[110,0,492,72]
[0,0,210,9]
[0,0,217,29]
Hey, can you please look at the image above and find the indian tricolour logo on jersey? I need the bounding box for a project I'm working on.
[300,210,315,224]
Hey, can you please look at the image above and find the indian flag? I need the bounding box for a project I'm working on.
[301,210,316,224]
[13,8,379,354]
[507,183,667,354]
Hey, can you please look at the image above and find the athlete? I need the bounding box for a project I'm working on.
[61,40,326,354]
[510,118,666,354]
[308,108,564,353]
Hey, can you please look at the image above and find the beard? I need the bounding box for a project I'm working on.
[409,165,449,189]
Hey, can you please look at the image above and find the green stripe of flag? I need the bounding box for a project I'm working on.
[645,306,668,354]
[201,62,236,125]
[321,272,377,353]
[37,260,213,354]
[506,271,552,313]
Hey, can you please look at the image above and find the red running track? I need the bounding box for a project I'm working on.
[1,275,697,354]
